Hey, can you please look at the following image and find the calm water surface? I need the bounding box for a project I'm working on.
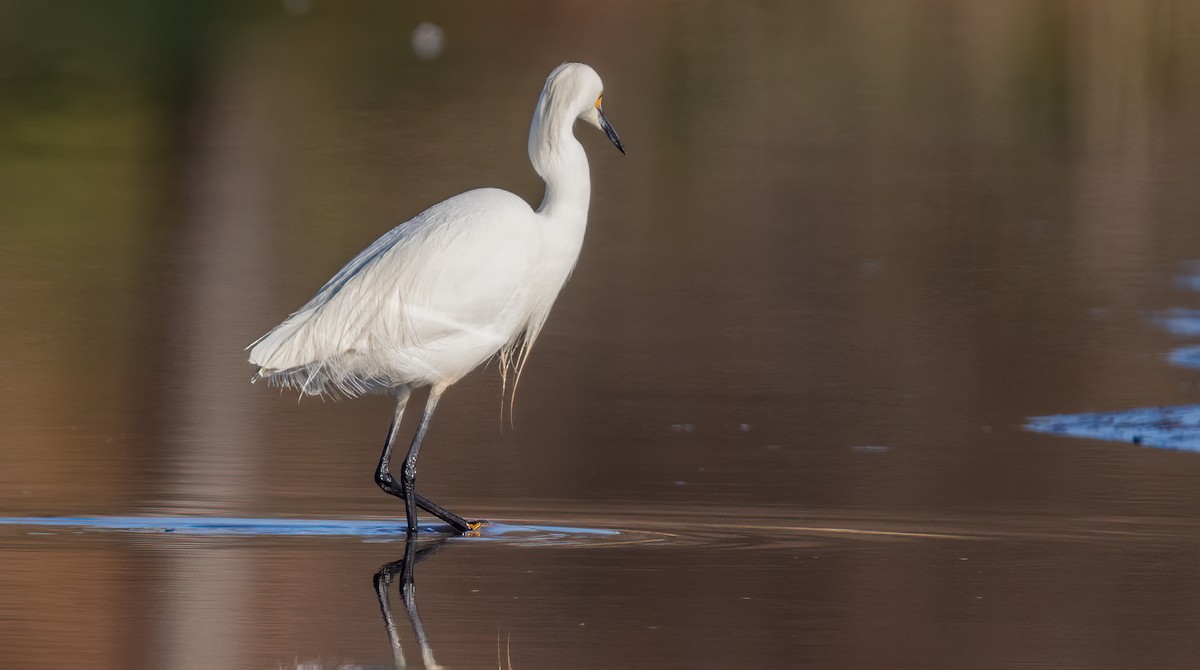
[4,1,1200,668]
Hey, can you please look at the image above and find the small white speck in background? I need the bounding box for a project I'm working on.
[412,22,446,61]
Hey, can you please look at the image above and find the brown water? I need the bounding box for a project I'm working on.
[4,1,1200,668]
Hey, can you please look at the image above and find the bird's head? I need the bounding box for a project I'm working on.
[535,62,625,155]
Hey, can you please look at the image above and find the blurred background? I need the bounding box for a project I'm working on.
[4,1,1200,668]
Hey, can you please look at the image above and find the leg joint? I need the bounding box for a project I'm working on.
[400,461,417,488]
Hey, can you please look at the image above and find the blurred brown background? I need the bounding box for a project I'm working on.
[3,1,1200,668]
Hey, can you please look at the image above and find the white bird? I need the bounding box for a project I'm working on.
[247,63,624,534]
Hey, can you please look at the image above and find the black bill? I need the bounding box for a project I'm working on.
[599,109,625,155]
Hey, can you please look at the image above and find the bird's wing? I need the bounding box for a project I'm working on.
[248,189,539,386]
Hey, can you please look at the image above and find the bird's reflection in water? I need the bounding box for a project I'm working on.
[373,534,450,670]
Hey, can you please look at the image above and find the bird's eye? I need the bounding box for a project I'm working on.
[595,95,603,109]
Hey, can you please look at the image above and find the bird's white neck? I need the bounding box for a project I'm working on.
[529,111,591,222]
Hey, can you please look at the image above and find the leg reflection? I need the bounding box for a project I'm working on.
[373,535,449,669]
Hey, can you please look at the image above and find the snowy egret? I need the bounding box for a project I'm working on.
[248,63,624,534]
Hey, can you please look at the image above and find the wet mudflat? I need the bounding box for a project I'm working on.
[5,1,1200,668]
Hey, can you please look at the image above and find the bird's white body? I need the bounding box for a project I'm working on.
[249,187,583,394]
[249,62,611,398]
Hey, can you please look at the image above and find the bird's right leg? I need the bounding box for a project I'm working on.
[375,387,476,534]
[375,387,414,510]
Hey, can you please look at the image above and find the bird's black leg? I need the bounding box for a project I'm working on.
[375,386,476,534]
[374,387,411,494]
[401,385,444,533]
[412,494,474,533]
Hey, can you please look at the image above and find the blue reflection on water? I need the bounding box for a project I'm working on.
[0,516,620,540]
[0,516,419,536]
[1175,262,1200,292]
[1169,345,1200,370]
[1150,309,1200,337]
[1026,405,1200,452]
[1176,275,1200,292]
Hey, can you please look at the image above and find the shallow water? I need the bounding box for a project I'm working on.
[6,510,1200,668]
[5,1,1200,668]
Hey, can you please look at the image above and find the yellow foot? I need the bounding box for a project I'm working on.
[466,520,485,532]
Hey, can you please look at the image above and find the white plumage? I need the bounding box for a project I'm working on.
[249,188,545,396]
[247,62,624,534]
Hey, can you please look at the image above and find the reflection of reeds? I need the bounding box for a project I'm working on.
[497,629,514,670]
